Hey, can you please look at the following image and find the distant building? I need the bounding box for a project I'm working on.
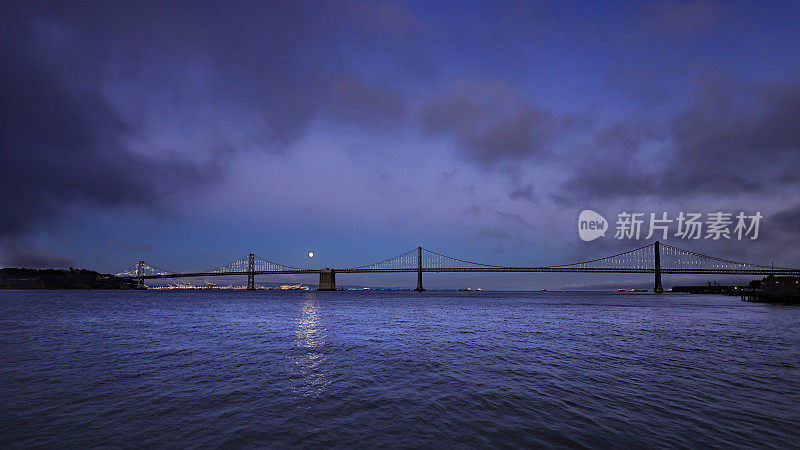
[762,275,800,296]
[742,275,800,303]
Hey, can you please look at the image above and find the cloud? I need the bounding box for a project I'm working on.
[508,185,536,201]
[559,123,660,200]
[666,75,800,194]
[0,41,225,237]
[772,204,800,234]
[474,209,534,251]
[758,204,800,265]
[636,0,731,40]
[422,80,572,165]
[560,74,800,201]
[0,240,74,268]
[0,2,415,241]
[78,1,412,145]
[320,72,406,128]
[343,0,419,44]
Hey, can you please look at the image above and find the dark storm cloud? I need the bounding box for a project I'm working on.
[321,72,406,127]
[561,75,800,200]
[422,80,572,165]
[760,203,800,262]
[0,240,74,268]
[771,204,800,234]
[559,123,659,200]
[36,1,411,144]
[667,75,800,193]
[0,42,222,236]
[0,1,412,239]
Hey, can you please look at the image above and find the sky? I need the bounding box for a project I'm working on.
[2,0,799,289]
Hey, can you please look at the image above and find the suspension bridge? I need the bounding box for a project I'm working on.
[116,241,800,291]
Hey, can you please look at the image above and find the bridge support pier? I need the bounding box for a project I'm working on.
[319,268,336,290]
[247,253,255,290]
[654,241,663,293]
[415,246,425,291]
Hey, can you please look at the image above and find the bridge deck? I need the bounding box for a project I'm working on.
[118,242,800,282]
[129,267,800,279]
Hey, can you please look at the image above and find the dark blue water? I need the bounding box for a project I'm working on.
[1,290,798,448]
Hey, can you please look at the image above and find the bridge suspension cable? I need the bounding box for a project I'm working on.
[115,261,174,277]
[344,248,419,271]
[420,247,501,269]
[208,254,303,274]
[547,243,656,270]
[343,247,501,271]
[658,242,789,271]
[252,254,303,272]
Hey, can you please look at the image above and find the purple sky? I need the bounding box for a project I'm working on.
[2,1,799,289]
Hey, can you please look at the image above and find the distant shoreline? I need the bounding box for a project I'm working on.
[0,268,138,290]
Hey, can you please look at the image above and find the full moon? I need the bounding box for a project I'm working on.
[308,252,314,258]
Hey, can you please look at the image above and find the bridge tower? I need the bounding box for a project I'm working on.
[137,260,145,289]
[654,241,663,293]
[415,246,425,291]
[247,253,255,290]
